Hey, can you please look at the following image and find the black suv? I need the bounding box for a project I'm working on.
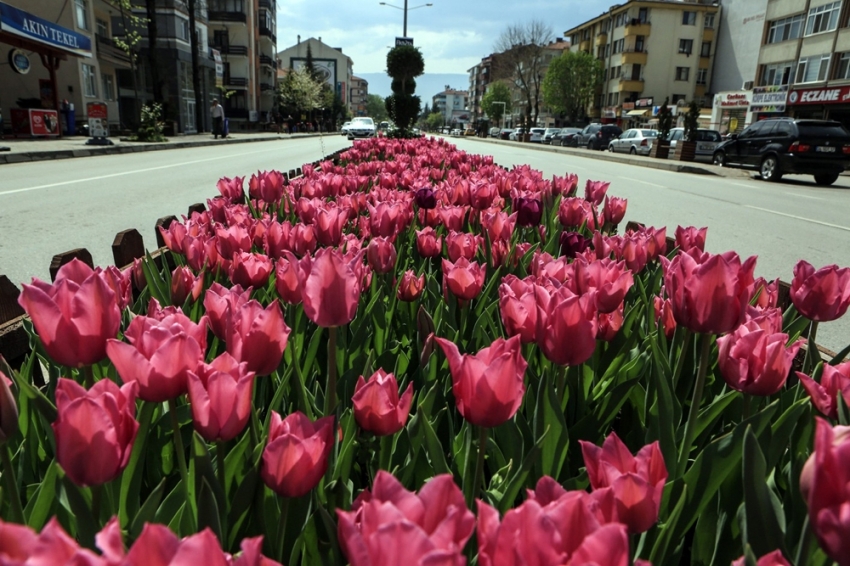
[712,118,850,186]
[576,124,623,150]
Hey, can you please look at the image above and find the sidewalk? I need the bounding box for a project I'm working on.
[0,131,328,165]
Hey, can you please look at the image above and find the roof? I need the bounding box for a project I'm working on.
[564,0,720,36]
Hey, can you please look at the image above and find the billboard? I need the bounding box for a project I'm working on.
[751,85,788,113]
[290,57,336,88]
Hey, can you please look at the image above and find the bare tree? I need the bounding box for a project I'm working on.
[493,20,554,132]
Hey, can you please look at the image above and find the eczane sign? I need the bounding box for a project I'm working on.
[788,85,850,105]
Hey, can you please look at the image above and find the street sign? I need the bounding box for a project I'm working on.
[395,37,413,46]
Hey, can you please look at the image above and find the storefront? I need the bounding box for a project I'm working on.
[601,106,620,125]
[710,90,754,135]
[787,85,850,130]
[621,97,653,129]
[750,85,789,122]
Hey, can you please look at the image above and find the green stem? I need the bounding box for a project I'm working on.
[82,365,95,388]
[168,398,195,530]
[742,394,751,421]
[676,333,712,478]
[91,483,103,527]
[379,434,394,471]
[277,496,290,562]
[325,327,338,417]
[467,426,489,509]
[803,320,820,376]
[671,329,692,390]
[795,514,812,566]
[216,441,228,504]
[1,443,24,523]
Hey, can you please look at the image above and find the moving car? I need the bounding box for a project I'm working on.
[712,118,850,185]
[340,121,352,136]
[529,128,546,143]
[576,124,623,150]
[608,128,658,155]
[542,128,561,143]
[347,117,376,139]
[665,128,722,162]
[552,127,583,146]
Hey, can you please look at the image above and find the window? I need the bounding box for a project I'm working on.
[177,17,190,41]
[637,7,648,23]
[82,64,97,97]
[701,41,712,57]
[838,52,850,80]
[101,73,115,100]
[74,0,89,30]
[762,61,793,85]
[675,67,690,81]
[635,35,645,52]
[613,39,624,54]
[696,68,708,85]
[682,11,696,25]
[767,14,804,43]
[96,18,108,37]
[704,13,715,29]
[796,54,831,83]
[805,1,841,35]
[679,39,693,54]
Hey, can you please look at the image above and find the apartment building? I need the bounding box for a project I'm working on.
[467,54,498,124]
[565,0,721,127]
[350,76,368,117]
[208,0,277,128]
[432,88,469,128]
[277,37,354,115]
[755,0,850,128]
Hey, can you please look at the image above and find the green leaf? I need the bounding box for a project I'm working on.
[497,432,545,514]
[120,400,156,526]
[648,484,688,564]
[535,373,569,479]
[226,468,259,548]
[59,475,96,549]
[197,477,223,542]
[24,459,59,531]
[741,426,786,556]
[420,411,450,475]
[129,478,167,539]
[646,334,679,476]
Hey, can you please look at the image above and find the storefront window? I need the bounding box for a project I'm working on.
[82,64,97,97]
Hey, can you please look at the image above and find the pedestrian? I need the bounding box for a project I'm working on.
[211,99,225,139]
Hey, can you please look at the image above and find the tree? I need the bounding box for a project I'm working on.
[425,112,444,132]
[684,100,701,142]
[481,82,512,126]
[104,0,146,127]
[541,50,602,124]
[366,94,389,122]
[385,45,424,134]
[144,0,165,105]
[493,20,553,132]
[657,97,673,142]
[277,68,322,116]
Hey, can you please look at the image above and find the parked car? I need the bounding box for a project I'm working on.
[499,128,514,140]
[464,128,477,136]
[489,127,502,137]
[529,128,546,143]
[340,121,352,136]
[665,128,722,161]
[450,128,462,137]
[542,128,561,143]
[552,127,583,146]
[711,118,850,185]
[509,128,527,141]
[608,128,658,155]
[576,124,623,150]
[347,117,376,139]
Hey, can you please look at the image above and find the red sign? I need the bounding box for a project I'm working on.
[87,102,108,119]
[10,108,59,136]
[788,85,850,105]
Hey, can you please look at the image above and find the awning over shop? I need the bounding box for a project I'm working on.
[626,109,648,117]
[0,2,91,57]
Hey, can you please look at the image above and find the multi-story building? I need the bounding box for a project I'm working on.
[350,76,368,116]
[712,0,769,93]
[565,0,721,127]
[208,0,277,128]
[468,54,498,124]
[276,36,354,115]
[432,87,469,128]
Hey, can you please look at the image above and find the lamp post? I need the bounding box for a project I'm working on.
[379,1,433,37]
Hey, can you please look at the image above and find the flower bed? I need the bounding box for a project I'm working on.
[2,136,850,565]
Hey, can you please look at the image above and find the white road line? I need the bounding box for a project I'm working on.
[728,182,760,189]
[0,146,284,197]
[744,205,850,232]
[784,192,825,201]
[617,176,665,188]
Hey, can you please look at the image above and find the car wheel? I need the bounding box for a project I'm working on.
[760,156,782,182]
[629,147,637,155]
[587,141,594,150]
[712,151,726,167]
[814,172,840,186]
[608,144,615,152]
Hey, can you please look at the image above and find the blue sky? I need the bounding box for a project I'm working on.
[276,0,613,76]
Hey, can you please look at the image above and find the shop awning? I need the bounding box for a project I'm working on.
[626,109,648,117]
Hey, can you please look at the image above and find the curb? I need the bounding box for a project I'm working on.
[0,133,328,165]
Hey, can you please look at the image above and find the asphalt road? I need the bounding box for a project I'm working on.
[1,135,848,353]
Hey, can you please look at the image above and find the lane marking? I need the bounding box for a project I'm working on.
[744,205,850,232]
[728,182,761,189]
[0,145,292,197]
[784,192,825,201]
[617,176,665,188]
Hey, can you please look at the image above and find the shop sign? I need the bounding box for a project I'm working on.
[635,97,653,108]
[87,102,108,137]
[716,92,750,108]
[602,107,618,118]
[211,49,223,88]
[0,2,92,57]
[622,102,635,111]
[788,85,850,106]
[8,48,30,74]
[751,85,788,113]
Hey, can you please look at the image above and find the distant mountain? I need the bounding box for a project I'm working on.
[357,73,470,102]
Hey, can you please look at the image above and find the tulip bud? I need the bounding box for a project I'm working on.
[352,370,413,436]
[397,270,425,302]
[0,370,19,444]
[414,187,437,209]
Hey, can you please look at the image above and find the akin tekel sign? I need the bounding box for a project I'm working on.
[0,2,92,57]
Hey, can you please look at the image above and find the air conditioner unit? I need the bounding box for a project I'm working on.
[742,81,754,90]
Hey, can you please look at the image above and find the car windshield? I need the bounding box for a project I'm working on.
[351,118,374,126]
[797,122,850,137]
[698,131,721,142]
[641,130,658,137]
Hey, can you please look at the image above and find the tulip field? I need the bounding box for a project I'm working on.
[4,136,850,565]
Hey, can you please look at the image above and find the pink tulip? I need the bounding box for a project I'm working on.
[580,432,668,534]
[675,225,707,254]
[480,210,516,243]
[230,252,273,289]
[367,201,405,238]
[602,195,627,226]
[289,223,318,257]
[274,256,302,305]
[415,227,443,257]
[498,276,538,344]
[584,179,610,206]
[288,248,364,327]
[569,257,634,314]
[438,205,467,232]
[717,319,801,396]
[203,282,252,340]
[661,248,756,334]
[226,300,290,376]
[397,270,425,302]
[732,550,791,566]
[750,277,779,310]
[597,306,625,342]
[102,265,132,311]
[797,362,850,420]
[446,230,481,262]
[314,204,350,247]
[559,197,595,228]
[366,237,398,274]
[215,224,252,259]
[18,258,121,368]
[170,266,204,306]
[790,260,850,322]
[248,170,285,203]
[536,287,598,366]
[442,257,486,301]
[216,175,245,203]
[434,335,527,427]
[337,471,474,565]
[617,232,649,274]
[187,352,255,442]
[261,411,334,497]
[52,378,138,486]
[352,369,414,436]
[654,295,676,340]
[106,309,208,402]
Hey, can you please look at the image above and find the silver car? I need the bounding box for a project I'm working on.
[347,117,376,139]
[608,128,658,155]
[542,128,561,143]
[529,128,546,143]
[665,128,722,161]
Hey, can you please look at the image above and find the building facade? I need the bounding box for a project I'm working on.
[350,76,368,116]
[467,54,496,124]
[276,36,354,115]
[432,87,469,128]
[565,0,722,127]
[712,0,769,93]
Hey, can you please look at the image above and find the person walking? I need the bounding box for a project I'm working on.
[211,99,225,139]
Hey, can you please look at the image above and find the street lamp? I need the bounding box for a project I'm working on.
[379,1,433,38]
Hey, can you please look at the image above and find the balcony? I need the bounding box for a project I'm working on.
[703,28,715,42]
[208,10,247,23]
[95,35,131,66]
[624,19,651,37]
[595,32,607,46]
[259,0,275,10]
[618,78,644,92]
[260,82,275,92]
[224,76,248,87]
[259,26,276,43]
[259,54,276,68]
[579,39,591,52]
[620,49,647,65]
[215,45,248,57]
